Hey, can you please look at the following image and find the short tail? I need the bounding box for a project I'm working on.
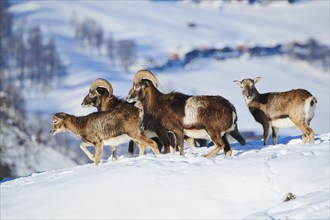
[230,105,246,146]
[310,96,317,106]
[305,96,317,125]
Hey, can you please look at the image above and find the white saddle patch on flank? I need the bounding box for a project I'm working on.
[183,97,203,125]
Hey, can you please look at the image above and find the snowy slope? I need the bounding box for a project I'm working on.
[1,134,329,219]
[2,1,329,219]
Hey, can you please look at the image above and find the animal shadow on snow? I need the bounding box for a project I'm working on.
[231,134,320,157]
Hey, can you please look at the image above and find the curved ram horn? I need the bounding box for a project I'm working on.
[133,69,158,88]
[90,78,113,96]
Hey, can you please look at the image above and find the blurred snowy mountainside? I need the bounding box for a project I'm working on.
[0,0,329,179]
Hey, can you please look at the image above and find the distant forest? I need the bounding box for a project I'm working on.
[1,0,66,129]
[0,0,69,179]
[70,13,137,72]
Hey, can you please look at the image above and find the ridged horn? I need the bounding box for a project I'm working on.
[90,78,113,95]
[134,69,158,88]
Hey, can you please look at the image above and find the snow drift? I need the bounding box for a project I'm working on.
[1,134,329,219]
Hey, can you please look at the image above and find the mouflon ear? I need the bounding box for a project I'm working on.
[234,80,242,87]
[54,112,66,120]
[254,76,261,84]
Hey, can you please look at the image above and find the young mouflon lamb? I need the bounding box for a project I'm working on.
[50,108,160,165]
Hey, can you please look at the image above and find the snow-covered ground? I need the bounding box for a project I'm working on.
[1,1,329,219]
[1,134,329,219]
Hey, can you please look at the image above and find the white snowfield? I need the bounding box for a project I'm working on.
[2,1,329,219]
[1,134,329,219]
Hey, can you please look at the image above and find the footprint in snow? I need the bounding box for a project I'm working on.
[301,151,317,157]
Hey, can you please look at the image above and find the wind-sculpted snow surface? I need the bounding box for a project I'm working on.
[1,134,329,219]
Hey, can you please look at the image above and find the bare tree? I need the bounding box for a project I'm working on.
[117,39,137,72]
[106,35,115,64]
[0,0,13,72]
[74,17,104,52]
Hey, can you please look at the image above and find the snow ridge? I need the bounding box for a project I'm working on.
[1,134,329,219]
